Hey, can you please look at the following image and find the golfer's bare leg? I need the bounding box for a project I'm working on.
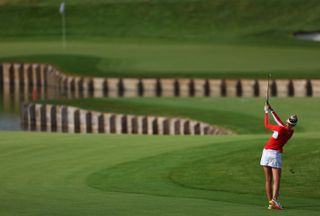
[272,168,281,200]
[263,166,273,201]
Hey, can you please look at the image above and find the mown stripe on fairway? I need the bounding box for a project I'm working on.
[86,136,320,211]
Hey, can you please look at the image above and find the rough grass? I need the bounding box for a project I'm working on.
[1,0,320,44]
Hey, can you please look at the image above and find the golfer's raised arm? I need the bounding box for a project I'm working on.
[264,105,279,130]
[270,110,285,127]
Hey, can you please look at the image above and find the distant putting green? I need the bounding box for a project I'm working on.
[0,132,319,216]
[1,41,320,78]
[1,0,320,78]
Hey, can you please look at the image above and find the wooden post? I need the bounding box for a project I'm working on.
[123,78,139,97]
[208,79,222,97]
[311,79,320,97]
[141,79,157,97]
[93,78,104,98]
[194,79,206,97]
[225,79,238,97]
[275,80,290,97]
[178,79,190,97]
[161,79,175,97]
[107,78,119,97]
[241,79,256,97]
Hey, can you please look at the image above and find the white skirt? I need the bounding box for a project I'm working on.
[260,149,282,169]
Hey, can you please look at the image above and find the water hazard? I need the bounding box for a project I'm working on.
[0,84,63,130]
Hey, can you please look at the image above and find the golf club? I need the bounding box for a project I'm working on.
[266,73,271,104]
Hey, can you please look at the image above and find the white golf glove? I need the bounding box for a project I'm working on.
[264,105,270,113]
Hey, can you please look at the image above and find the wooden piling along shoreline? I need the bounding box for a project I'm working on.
[1,62,319,98]
[1,62,319,134]
[20,103,232,135]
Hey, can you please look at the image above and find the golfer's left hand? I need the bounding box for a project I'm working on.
[264,103,271,113]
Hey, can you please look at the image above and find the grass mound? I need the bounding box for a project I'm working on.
[87,135,320,210]
[169,138,320,199]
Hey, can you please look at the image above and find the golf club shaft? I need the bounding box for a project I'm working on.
[266,74,271,104]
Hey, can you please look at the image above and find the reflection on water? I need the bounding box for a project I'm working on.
[0,83,125,131]
[0,83,62,131]
[0,113,21,131]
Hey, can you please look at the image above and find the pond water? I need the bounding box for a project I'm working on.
[0,83,130,131]
[0,113,21,130]
[0,84,64,131]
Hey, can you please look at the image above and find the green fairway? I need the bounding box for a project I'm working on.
[0,132,319,216]
[87,135,320,205]
[2,41,320,78]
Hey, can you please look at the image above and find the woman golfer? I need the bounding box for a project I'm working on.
[261,103,298,210]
